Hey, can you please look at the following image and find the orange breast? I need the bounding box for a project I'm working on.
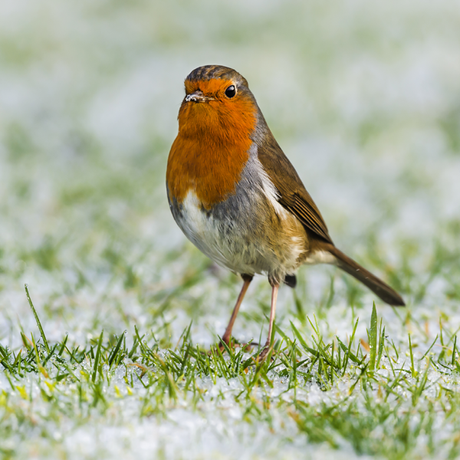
[167,92,257,210]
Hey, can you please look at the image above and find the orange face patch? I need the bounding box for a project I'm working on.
[167,78,257,209]
[184,78,231,98]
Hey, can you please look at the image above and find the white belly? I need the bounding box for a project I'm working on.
[174,188,307,280]
[168,152,309,283]
[176,191,261,274]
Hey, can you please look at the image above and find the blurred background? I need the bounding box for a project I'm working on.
[1,0,459,345]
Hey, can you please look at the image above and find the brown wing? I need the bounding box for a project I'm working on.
[256,131,334,245]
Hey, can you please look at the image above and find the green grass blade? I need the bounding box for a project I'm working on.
[92,331,104,383]
[24,284,50,353]
[368,302,377,371]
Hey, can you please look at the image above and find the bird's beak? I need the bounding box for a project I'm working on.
[185,90,214,103]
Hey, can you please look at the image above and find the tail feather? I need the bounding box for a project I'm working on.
[328,246,405,307]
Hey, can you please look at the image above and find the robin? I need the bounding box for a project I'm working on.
[166,65,405,360]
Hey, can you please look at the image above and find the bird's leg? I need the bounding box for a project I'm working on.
[258,282,279,362]
[218,274,253,351]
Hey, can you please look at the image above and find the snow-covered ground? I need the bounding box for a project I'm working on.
[1,1,460,458]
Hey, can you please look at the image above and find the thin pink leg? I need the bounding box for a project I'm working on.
[259,283,279,361]
[219,275,253,349]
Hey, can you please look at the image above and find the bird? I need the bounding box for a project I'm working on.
[166,65,405,360]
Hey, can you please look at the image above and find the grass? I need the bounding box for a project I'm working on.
[2,262,460,460]
[1,0,460,458]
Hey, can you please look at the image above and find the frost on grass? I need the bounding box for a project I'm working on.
[1,0,460,459]
[2,303,460,460]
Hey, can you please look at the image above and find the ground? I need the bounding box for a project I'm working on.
[1,1,460,459]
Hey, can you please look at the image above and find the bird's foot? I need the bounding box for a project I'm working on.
[256,345,271,363]
[254,340,275,363]
[209,339,259,356]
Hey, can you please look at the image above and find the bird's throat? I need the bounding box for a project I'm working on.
[167,101,257,210]
[167,130,251,210]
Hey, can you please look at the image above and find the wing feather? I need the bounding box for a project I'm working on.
[256,131,333,245]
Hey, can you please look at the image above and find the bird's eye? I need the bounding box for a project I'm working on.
[225,85,237,98]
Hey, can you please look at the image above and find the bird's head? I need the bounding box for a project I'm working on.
[178,65,258,142]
